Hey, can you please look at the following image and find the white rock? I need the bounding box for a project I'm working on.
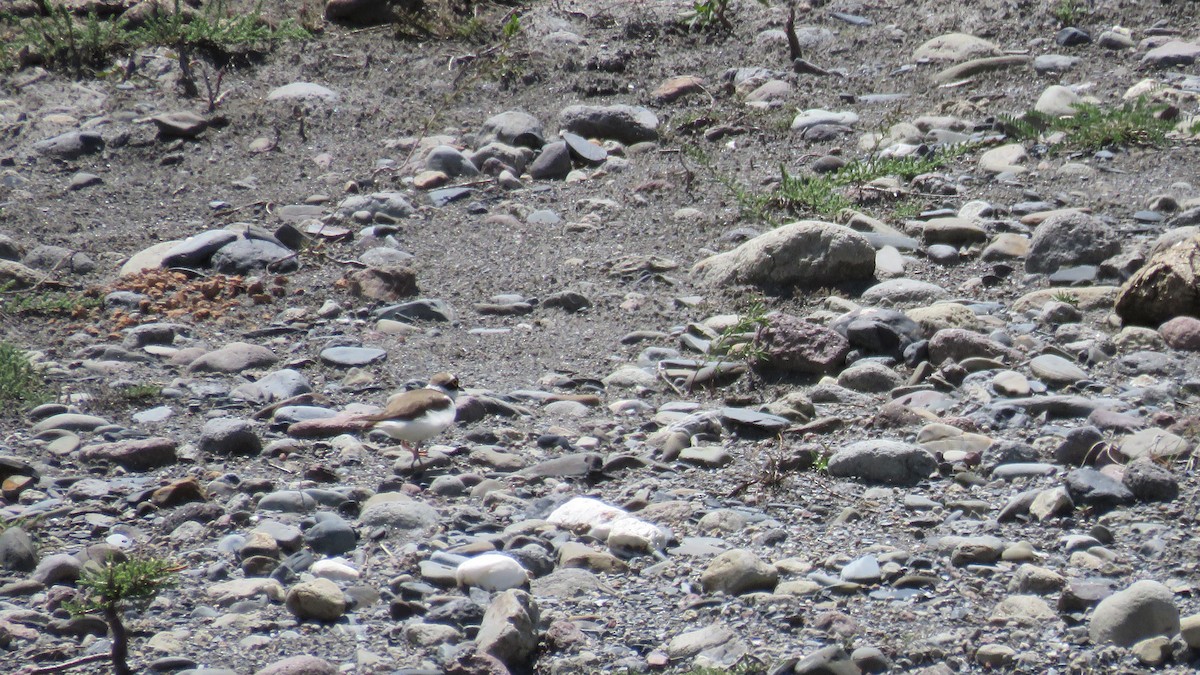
[913,33,1000,62]
[455,554,529,592]
[310,558,360,582]
[547,497,628,538]
[607,517,668,555]
[790,109,859,132]
[1035,85,1082,117]
[979,144,1028,174]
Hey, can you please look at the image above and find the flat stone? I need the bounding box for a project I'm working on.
[267,82,339,102]
[791,109,859,132]
[31,413,109,433]
[840,555,881,584]
[979,144,1028,174]
[921,217,988,246]
[990,595,1056,625]
[187,342,277,373]
[828,440,936,485]
[79,437,178,471]
[932,55,1030,84]
[319,346,386,367]
[1116,428,1190,462]
[913,33,999,62]
[667,621,738,660]
[1030,354,1088,387]
[1141,40,1200,69]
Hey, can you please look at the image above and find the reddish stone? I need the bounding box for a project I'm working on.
[1159,316,1200,350]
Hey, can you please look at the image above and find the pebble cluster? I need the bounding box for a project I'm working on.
[2,0,1200,674]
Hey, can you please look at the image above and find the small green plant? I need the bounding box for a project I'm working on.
[773,143,976,218]
[1051,0,1085,27]
[709,302,771,364]
[137,0,309,50]
[117,383,162,402]
[681,145,775,222]
[68,556,180,675]
[891,199,924,220]
[501,13,521,40]
[1,513,46,534]
[0,341,50,412]
[452,15,487,41]
[0,0,308,76]
[812,451,831,473]
[771,166,852,218]
[684,0,769,31]
[0,282,102,316]
[999,98,1178,152]
[1051,290,1080,307]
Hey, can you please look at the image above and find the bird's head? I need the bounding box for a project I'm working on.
[428,372,461,397]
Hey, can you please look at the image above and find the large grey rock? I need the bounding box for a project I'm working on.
[558,104,658,144]
[828,440,936,485]
[927,328,1017,364]
[1141,40,1200,69]
[700,549,778,595]
[1054,425,1105,465]
[1089,580,1179,647]
[829,307,923,357]
[1122,458,1180,502]
[32,553,82,585]
[359,495,439,530]
[753,313,849,375]
[232,369,312,403]
[198,418,262,455]
[79,437,178,471]
[477,110,544,148]
[1026,212,1120,274]
[1030,354,1088,387]
[0,259,48,290]
[1116,236,1200,327]
[913,32,1000,62]
[425,145,480,177]
[692,221,876,289]
[284,578,346,622]
[476,590,540,667]
[333,191,414,221]
[162,230,238,268]
[0,527,37,572]
[187,342,277,373]
[34,131,104,159]
[667,621,739,660]
[1065,468,1133,511]
[211,238,297,275]
[528,141,572,180]
[252,655,339,675]
[860,278,948,306]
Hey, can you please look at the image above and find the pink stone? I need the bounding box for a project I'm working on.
[1159,316,1200,351]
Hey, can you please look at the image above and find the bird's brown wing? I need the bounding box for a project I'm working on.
[359,389,452,424]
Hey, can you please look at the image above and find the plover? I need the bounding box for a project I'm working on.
[361,372,460,460]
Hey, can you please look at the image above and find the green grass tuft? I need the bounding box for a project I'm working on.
[999,97,1178,152]
[0,282,102,316]
[0,0,309,76]
[0,341,51,412]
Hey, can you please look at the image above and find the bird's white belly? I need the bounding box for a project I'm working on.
[374,407,455,443]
